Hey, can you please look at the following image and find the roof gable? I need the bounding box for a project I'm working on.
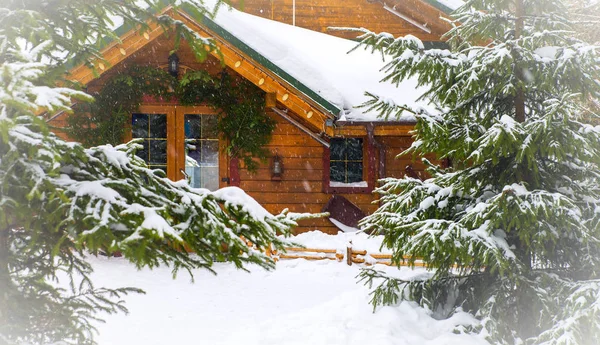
[67,2,435,127]
[66,8,339,134]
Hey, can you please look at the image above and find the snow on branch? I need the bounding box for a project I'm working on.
[2,120,307,274]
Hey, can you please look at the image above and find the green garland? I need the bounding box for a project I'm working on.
[66,66,275,172]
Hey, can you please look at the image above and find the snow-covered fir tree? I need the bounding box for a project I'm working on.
[0,1,307,344]
[357,0,600,343]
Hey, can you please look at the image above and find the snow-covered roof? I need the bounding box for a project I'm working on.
[195,2,430,122]
[429,0,464,12]
[429,0,465,12]
[73,1,440,123]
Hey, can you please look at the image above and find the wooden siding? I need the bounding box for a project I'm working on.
[229,0,451,41]
[239,110,379,234]
[53,34,425,236]
[380,136,439,180]
[238,111,423,235]
[85,35,225,94]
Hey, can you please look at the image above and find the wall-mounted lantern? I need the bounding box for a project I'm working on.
[168,53,179,77]
[271,151,284,181]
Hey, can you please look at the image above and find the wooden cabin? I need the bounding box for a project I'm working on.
[229,0,453,41]
[50,1,456,234]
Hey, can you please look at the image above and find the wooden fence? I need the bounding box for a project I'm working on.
[261,241,426,267]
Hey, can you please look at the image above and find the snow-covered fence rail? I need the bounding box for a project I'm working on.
[269,242,426,267]
[276,247,344,261]
[240,233,428,267]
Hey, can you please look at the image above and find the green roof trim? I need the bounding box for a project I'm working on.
[180,3,341,117]
[422,0,456,15]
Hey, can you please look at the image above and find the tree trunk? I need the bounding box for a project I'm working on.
[514,0,526,123]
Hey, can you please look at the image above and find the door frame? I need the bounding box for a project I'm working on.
[126,104,229,189]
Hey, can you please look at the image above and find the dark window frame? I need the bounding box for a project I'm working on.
[329,138,364,184]
[131,112,168,172]
[322,135,377,194]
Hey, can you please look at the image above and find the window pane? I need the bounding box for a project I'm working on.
[184,114,219,191]
[347,162,363,183]
[135,140,149,162]
[200,167,219,191]
[186,166,200,187]
[201,141,219,166]
[201,115,218,139]
[185,140,200,166]
[346,138,363,161]
[132,113,167,169]
[185,115,201,139]
[330,138,346,161]
[132,113,148,138]
[149,140,167,164]
[329,138,364,184]
[330,161,345,182]
[149,114,167,138]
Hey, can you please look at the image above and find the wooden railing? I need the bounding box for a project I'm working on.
[241,237,426,267]
[269,242,426,267]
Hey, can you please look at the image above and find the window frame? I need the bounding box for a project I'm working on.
[125,104,228,189]
[130,112,169,172]
[322,135,377,194]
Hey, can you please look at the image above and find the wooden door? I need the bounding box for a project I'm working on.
[129,105,228,190]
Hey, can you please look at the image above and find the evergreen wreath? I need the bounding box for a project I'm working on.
[66,66,275,172]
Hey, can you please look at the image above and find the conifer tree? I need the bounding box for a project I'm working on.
[0,1,306,344]
[357,0,600,343]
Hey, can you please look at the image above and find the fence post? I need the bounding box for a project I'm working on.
[346,240,353,266]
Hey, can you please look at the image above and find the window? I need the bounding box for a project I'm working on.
[130,106,223,192]
[132,113,168,173]
[329,138,364,185]
[184,114,219,190]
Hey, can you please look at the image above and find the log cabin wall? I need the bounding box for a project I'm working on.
[229,0,450,41]
[379,136,430,180]
[240,110,383,235]
[240,113,425,235]
[52,36,424,235]
[51,35,226,141]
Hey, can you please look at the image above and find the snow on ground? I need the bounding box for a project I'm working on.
[91,233,489,345]
[284,229,392,254]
